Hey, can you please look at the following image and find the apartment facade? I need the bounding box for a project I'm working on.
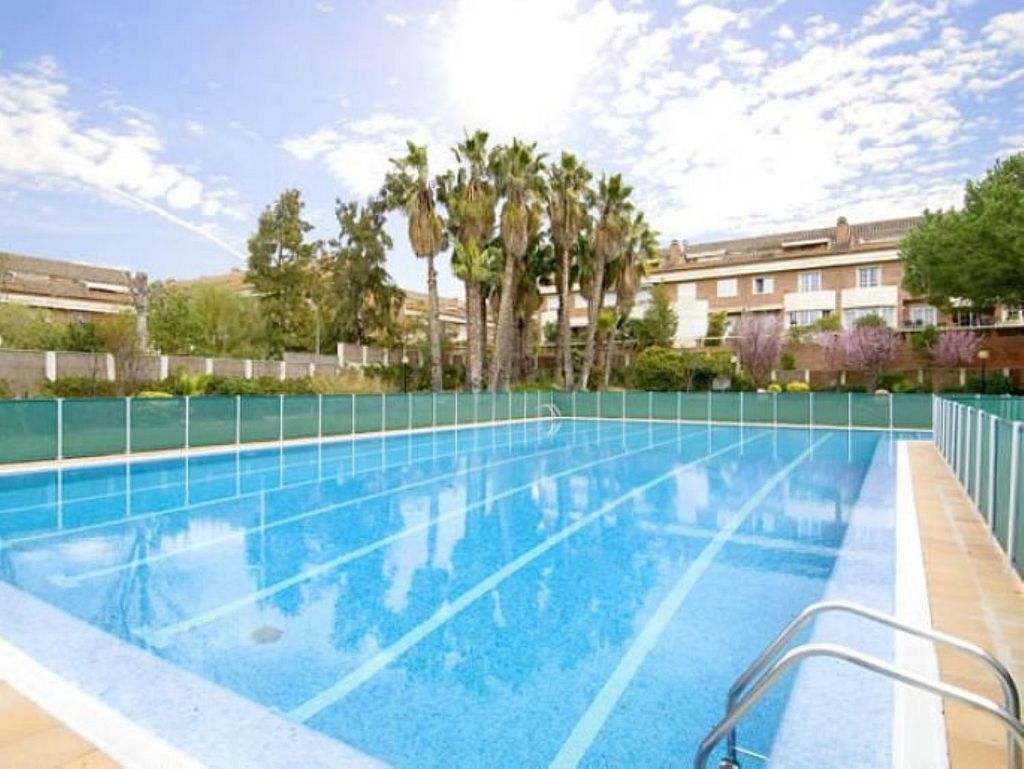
[0,251,142,319]
[540,215,1021,347]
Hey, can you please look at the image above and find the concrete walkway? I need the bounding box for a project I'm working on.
[909,441,1024,768]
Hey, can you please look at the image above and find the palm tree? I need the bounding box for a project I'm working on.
[515,234,554,380]
[579,174,633,390]
[546,153,592,390]
[382,142,446,392]
[603,213,658,387]
[437,130,496,391]
[489,139,547,391]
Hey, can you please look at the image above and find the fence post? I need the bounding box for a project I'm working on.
[889,393,893,431]
[597,390,602,420]
[432,392,437,428]
[1008,423,1021,567]
[279,394,284,442]
[408,392,413,430]
[773,392,778,428]
[974,408,983,501]
[236,395,241,445]
[739,391,744,426]
[455,392,459,425]
[45,350,57,381]
[987,413,996,527]
[573,390,577,419]
[351,394,356,435]
[125,397,132,455]
[677,391,681,422]
[381,393,387,433]
[707,391,712,425]
[809,392,814,428]
[185,395,191,450]
[318,394,323,439]
[56,397,63,461]
[648,391,653,422]
[848,392,852,430]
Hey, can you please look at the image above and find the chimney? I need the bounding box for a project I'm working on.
[666,239,683,265]
[834,216,851,249]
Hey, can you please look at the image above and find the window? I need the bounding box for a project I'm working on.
[752,276,774,295]
[574,294,588,310]
[843,306,896,327]
[717,279,738,298]
[953,310,993,328]
[798,271,822,292]
[857,266,881,288]
[787,309,830,328]
[1001,308,1023,325]
[908,304,937,327]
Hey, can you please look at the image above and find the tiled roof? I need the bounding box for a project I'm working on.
[0,250,136,306]
[656,215,922,272]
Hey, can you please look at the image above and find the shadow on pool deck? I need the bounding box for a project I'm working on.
[909,441,1024,768]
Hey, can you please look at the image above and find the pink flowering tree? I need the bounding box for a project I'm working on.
[930,330,983,368]
[735,314,784,388]
[840,322,903,391]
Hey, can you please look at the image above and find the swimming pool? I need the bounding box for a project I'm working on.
[0,419,924,767]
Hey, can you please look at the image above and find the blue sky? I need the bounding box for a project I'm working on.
[0,0,1021,297]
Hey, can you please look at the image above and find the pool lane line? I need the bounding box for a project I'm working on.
[1,419,577,545]
[0,418,555,519]
[129,426,717,648]
[6,419,615,554]
[56,421,692,589]
[285,428,773,724]
[548,432,831,769]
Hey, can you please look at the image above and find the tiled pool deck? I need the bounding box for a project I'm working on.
[0,683,116,768]
[909,441,1024,768]
[0,437,1019,768]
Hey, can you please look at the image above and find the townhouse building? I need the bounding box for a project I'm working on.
[539,215,1022,347]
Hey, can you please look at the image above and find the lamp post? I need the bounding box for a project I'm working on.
[978,348,990,393]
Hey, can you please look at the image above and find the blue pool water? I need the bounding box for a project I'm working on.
[0,420,921,767]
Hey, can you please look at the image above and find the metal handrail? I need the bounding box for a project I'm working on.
[538,403,562,417]
[724,600,1021,767]
[695,642,1024,769]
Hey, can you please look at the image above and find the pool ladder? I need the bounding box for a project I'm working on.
[694,600,1024,769]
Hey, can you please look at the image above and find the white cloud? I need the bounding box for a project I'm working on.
[440,0,648,138]
[0,58,245,257]
[680,5,740,45]
[775,23,795,40]
[283,113,444,197]
[184,119,205,136]
[314,2,334,13]
[384,13,408,27]
[984,10,1024,55]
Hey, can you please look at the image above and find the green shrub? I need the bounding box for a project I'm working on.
[965,373,1015,395]
[626,347,686,391]
[0,379,10,399]
[42,377,119,397]
[780,351,796,370]
[766,382,782,393]
[785,381,810,393]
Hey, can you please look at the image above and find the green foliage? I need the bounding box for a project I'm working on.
[246,189,320,356]
[853,312,887,328]
[766,382,782,393]
[705,311,727,346]
[0,379,11,398]
[626,347,685,391]
[902,153,1024,309]
[965,372,1015,395]
[785,381,809,393]
[42,377,119,397]
[95,313,145,392]
[629,285,678,350]
[148,283,204,353]
[0,304,66,350]
[626,346,733,391]
[780,351,796,370]
[910,324,940,354]
[327,200,404,346]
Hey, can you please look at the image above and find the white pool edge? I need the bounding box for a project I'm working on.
[0,632,201,768]
[893,440,949,769]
